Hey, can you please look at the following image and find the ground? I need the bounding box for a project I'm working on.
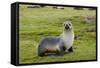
[19,5,96,64]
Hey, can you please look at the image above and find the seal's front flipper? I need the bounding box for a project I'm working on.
[68,47,73,52]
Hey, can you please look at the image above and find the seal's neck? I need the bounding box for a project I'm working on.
[63,29,73,34]
[60,29,73,38]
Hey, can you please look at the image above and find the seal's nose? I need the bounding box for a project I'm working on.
[65,25,69,29]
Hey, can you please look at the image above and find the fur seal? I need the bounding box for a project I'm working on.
[38,21,74,56]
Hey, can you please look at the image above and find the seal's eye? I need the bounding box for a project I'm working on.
[69,24,71,26]
[64,24,66,26]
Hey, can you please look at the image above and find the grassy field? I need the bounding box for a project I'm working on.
[19,5,96,64]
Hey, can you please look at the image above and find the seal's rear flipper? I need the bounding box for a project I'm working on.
[38,51,45,57]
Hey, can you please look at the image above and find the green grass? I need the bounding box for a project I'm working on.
[19,5,96,64]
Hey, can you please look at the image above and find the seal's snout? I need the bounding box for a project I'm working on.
[65,24,69,29]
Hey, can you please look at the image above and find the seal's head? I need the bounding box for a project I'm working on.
[64,21,73,31]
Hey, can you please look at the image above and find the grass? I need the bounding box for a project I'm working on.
[19,5,96,64]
